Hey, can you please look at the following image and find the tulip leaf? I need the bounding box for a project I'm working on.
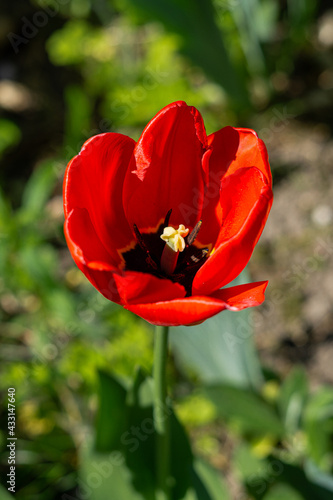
[93,367,231,499]
[278,366,308,434]
[95,370,129,452]
[79,451,231,500]
[94,368,192,498]
[122,368,158,498]
[118,0,247,103]
[190,458,231,500]
[304,387,333,468]
[79,448,148,500]
[124,367,193,500]
[171,273,263,390]
[205,384,284,437]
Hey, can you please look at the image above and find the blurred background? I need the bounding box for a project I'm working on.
[1,0,333,499]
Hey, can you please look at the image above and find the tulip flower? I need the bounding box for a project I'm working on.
[63,101,273,326]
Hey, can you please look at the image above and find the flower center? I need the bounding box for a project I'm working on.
[122,210,209,296]
[160,224,189,275]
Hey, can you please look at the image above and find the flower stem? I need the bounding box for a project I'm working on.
[153,325,171,500]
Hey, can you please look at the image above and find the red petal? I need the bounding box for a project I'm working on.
[63,133,136,266]
[123,101,207,233]
[193,167,273,295]
[216,167,269,246]
[210,281,268,310]
[198,126,272,247]
[207,126,272,183]
[113,272,186,305]
[64,208,121,302]
[125,281,268,326]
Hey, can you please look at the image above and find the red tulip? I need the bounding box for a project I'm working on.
[63,101,273,326]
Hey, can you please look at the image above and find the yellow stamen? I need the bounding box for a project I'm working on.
[160,224,189,252]
[160,224,189,274]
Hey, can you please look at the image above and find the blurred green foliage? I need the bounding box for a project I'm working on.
[1,0,333,498]
[0,120,21,158]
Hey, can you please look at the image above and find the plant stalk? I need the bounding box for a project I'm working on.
[153,325,171,500]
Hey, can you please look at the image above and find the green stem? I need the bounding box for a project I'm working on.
[153,325,171,500]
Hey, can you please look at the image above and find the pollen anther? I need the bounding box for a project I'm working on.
[160,224,189,275]
[160,224,189,253]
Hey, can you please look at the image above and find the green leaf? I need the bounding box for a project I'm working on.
[304,387,333,468]
[93,367,232,499]
[93,368,233,499]
[304,459,333,494]
[0,484,16,500]
[64,85,92,153]
[17,245,58,289]
[122,369,157,499]
[47,20,96,66]
[229,0,266,75]
[287,0,317,28]
[233,442,266,480]
[263,483,304,500]
[205,384,284,437]
[95,370,128,452]
[170,409,194,500]
[125,367,193,500]
[278,366,308,434]
[80,450,231,500]
[80,448,148,500]
[305,387,333,421]
[0,187,12,238]
[0,118,21,157]
[171,273,263,390]
[191,458,231,500]
[126,366,154,407]
[253,0,279,42]
[94,367,193,499]
[20,159,58,219]
[258,459,333,500]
